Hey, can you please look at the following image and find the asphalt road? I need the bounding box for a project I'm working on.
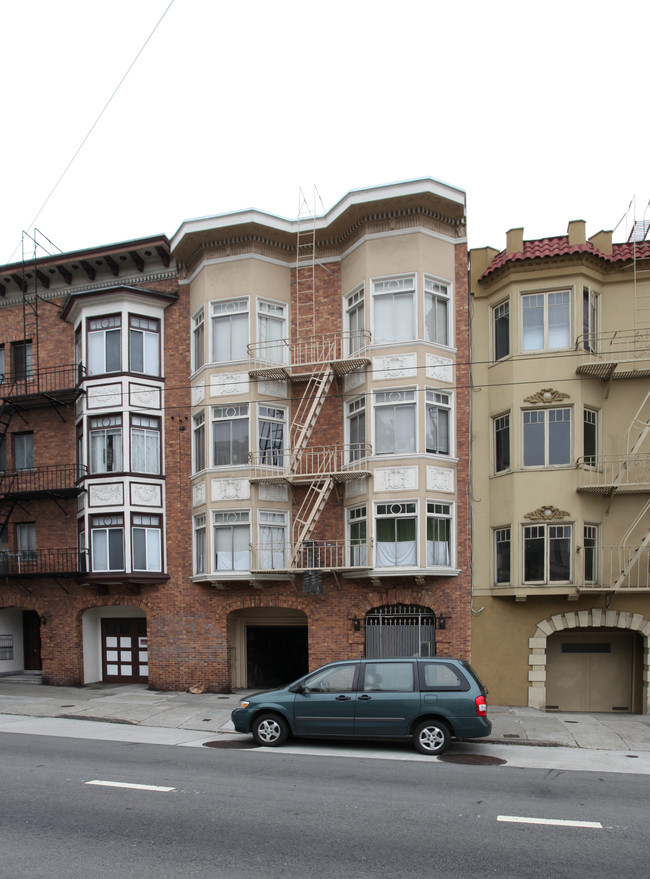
[1,732,648,879]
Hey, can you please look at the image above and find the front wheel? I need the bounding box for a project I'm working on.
[251,713,289,747]
[413,719,451,755]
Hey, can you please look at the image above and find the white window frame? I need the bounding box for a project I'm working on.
[130,415,161,475]
[211,404,249,467]
[91,515,124,572]
[523,523,572,585]
[213,510,251,572]
[210,298,249,363]
[424,275,451,347]
[494,526,511,585]
[521,289,572,352]
[582,287,598,353]
[347,504,367,566]
[492,299,510,361]
[373,389,417,456]
[346,395,366,462]
[425,390,452,456]
[375,501,418,568]
[493,412,511,474]
[192,307,205,372]
[88,316,121,375]
[345,286,365,355]
[193,410,206,474]
[258,510,287,570]
[89,415,123,474]
[583,523,598,585]
[129,315,160,376]
[257,299,287,364]
[132,514,162,572]
[426,501,453,568]
[257,405,286,466]
[523,407,572,468]
[371,274,416,344]
[194,514,207,575]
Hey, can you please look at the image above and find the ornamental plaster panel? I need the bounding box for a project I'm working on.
[345,477,367,498]
[210,373,249,397]
[258,379,288,398]
[130,483,162,507]
[374,467,418,492]
[373,353,417,382]
[259,483,289,502]
[212,478,250,501]
[129,384,161,410]
[192,481,206,507]
[426,466,454,493]
[88,384,122,409]
[523,388,570,404]
[192,382,206,406]
[425,354,453,383]
[89,483,124,507]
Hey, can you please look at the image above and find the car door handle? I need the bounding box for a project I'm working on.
[357,694,371,701]
[335,695,351,701]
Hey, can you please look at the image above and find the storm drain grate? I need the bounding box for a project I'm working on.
[439,753,506,766]
[203,740,260,749]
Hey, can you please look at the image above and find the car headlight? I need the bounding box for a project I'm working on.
[236,700,250,709]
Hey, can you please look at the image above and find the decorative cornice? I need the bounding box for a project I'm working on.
[0,270,178,309]
[524,505,570,521]
[523,388,570,404]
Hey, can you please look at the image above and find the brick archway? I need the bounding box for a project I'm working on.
[528,608,650,714]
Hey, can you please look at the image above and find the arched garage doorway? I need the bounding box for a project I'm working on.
[229,607,308,690]
[365,604,437,658]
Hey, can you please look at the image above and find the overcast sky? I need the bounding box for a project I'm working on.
[2,0,648,265]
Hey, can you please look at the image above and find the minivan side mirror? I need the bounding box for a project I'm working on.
[289,682,306,694]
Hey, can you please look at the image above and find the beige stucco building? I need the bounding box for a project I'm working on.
[470,221,650,713]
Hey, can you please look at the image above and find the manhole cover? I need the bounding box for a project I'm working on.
[203,740,259,749]
[439,754,506,766]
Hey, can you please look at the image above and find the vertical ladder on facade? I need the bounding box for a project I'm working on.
[295,188,317,340]
[613,497,650,589]
[289,366,334,469]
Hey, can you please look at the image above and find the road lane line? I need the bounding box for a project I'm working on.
[86,780,175,792]
[497,815,602,829]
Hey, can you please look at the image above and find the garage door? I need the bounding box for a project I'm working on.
[546,630,635,712]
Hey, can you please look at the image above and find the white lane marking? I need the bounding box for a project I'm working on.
[86,780,175,792]
[497,815,602,829]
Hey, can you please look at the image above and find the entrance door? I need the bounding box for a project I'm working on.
[246,626,308,688]
[22,610,42,670]
[102,619,148,683]
[546,630,635,712]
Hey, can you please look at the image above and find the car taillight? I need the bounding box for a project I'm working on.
[475,695,487,716]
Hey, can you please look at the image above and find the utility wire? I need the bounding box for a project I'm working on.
[7,0,176,264]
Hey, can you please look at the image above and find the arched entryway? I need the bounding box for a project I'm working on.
[365,604,437,658]
[0,607,42,677]
[528,608,649,713]
[229,607,308,689]
[82,606,147,684]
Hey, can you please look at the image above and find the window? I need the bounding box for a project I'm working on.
[212,405,249,466]
[523,408,571,467]
[493,413,510,473]
[583,408,597,467]
[132,515,162,571]
[12,341,33,381]
[424,277,450,346]
[214,511,250,571]
[372,276,415,343]
[0,524,7,552]
[426,391,451,455]
[493,300,510,361]
[362,661,415,692]
[129,316,160,375]
[14,433,34,470]
[304,663,356,693]
[193,411,206,473]
[583,524,598,585]
[192,308,205,372]
[194,514,207,574]
[348,505,367,566]
[90,416,123,473]
[582,287,598,353]
[522,291,571,351]
[130,415,161,474]
[91,515,124,571]
[211,299,248,362]
[16,523,36,561]
[258,510,286,569]
[495,527,511,584]
[523,523,572,584]
[257,300,286,363]
[374,390,416,455]
[346,286,365,355]
[426,502,452,566]
[88,316,121,375]
[376,502,417,567]
[258,405,286,466]
[347,396,366,462]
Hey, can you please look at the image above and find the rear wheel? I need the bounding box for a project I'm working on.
[413,719,451,755]
[251,713,289,747]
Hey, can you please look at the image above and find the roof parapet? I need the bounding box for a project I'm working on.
[588,229,613,256]
[506,227,523,255]
[567,219,586,246]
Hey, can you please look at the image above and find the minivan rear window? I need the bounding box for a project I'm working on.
[419,662,470,692]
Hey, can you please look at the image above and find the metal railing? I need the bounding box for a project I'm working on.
[0,548,86,577]
[576,454,650,493]
[248,331,371,368]
[249,444,372,480]
[576,329,650,369]
[0,465,87,495]
[1,364,84,399]
[244,540,374,572]
[579,544,650,591]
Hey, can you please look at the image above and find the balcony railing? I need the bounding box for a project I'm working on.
[0,465,87,498]
[243,540,373,573]
[579,544,650,591]
[249,444,372,482]
[0,548,86,577]
[576,329,650,377]
[1,364,84,401]
[576,454,650,494]
[248,331,371,375]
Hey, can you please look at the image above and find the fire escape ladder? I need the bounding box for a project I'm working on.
[289,366,334,468]
[623,390,650,457]
[0,396,16,447]
[290,476,335,566]
[613,497,650,589]
[295,187,318,340]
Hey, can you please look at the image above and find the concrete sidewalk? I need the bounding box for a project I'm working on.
[1,678,650,751]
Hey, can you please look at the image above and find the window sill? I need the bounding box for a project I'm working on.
[343,567,460,580]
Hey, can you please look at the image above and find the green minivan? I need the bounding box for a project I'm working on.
[231,657,491,755]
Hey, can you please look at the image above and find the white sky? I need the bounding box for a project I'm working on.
[2,0,649,265]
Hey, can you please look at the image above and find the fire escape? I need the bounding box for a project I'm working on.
[0,240,86,579]
[576,230,650,591]
[247,190,372,582]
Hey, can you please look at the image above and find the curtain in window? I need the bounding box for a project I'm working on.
[427,517,450,566]
[548,292,570,348]
[133,528,161,571]
[522,296,544,350]
[259,316,284,363]
[215,525,250,570]
[259,525,285,569]
[376,518,416,566]
[132,429,160,473]
[425,295,448,345]
[374,293,414,343]
[375,405,416,455]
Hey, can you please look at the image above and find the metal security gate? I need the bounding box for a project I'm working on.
[365,604,436,658]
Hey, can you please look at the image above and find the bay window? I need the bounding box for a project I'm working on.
[376,502,417,567]
[582,287,598,353]
[372,275,415,343]
[522,290,571,351]
[130,415,160,474]
[91,515,124,571]
[523,523,572,584]
[88,316,121,375]
[192,308,205,372]
[132,514,162,571]
[583,408,597,467]
[348,505,367,566]
[424,276,450,346]
[258,510,286,569]
[495,527,511,584]
[426,502,452,566]
[258,405,286,466]
[493,413,510,473]
[257,300,286,363]
[347,396,366,462]
[194,513,207,574]
[214,511,250,571]
[193,410,206,473]
[211,299,248,362]
[583,524,598,585]
[129,316,160,376]
[493,300,510,361]
[426,391,451,455]
[523,408,571,467]
[346,286,365,354]
[374,390,416,455]
[212,405,249,467]
[90,416,123,473]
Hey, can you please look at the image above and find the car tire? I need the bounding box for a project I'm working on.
[251,713,290,747]
[413,719,451,755]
